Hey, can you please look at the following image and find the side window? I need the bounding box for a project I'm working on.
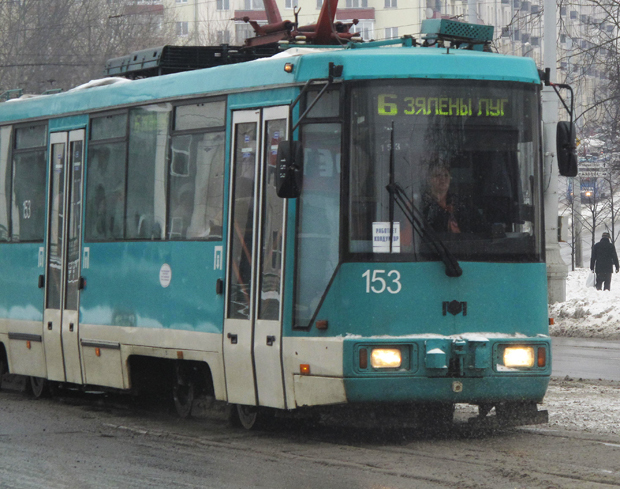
[12,124,47,242]
[126,104,171,240]
[84,99,226,242]
[294,90,342,327]
[294,123,342,327]
[0,127,11,241]
[85,114,127,241]
[168,100,225,240]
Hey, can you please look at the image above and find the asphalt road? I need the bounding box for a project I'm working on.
[1,387,620,489]
[1,338,619,488]
[551,337,620,381]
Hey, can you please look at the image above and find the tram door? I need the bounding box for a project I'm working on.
[42,130,85,384]
[224,107,288,409]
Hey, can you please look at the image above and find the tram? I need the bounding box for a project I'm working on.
[0,11,576,428]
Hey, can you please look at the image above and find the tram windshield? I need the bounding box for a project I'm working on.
[348,80,543,262]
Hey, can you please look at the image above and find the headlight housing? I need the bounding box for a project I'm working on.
[370,348,402,368]
[503,346,535,368]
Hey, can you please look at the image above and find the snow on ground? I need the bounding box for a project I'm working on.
[542,378,620,435]
[549,268,620,340]
[546,262,620,436]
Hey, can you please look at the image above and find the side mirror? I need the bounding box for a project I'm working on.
[275,140,303,198]
[556,121,578,177]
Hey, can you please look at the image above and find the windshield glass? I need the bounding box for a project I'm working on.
[348,80,542,262]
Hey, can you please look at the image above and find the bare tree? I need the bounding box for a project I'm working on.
[579,177,610,250]
[0,0,178,94]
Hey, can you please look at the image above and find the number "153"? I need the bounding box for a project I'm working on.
[362,269,402,294]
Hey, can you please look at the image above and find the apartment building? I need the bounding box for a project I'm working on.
[164,0,607,127]
[167,0,424,45]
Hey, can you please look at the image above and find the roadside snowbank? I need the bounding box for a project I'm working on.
[549,268,620,339]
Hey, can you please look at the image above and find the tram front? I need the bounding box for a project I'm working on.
[284,61,551,426]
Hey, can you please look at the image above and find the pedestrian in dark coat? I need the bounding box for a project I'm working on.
[590,232,619,291]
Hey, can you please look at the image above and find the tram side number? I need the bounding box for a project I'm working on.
[362,269,401,294]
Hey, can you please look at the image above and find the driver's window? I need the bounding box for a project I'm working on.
[0,126,11,242]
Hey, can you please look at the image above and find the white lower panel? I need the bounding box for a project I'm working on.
[293,375,347,407]
[82,341,125,389]
[43,309,66,382]
[223,319,256,406]
[254,319,285,409]
[62,310,82,384]
[2,320,47,378]
[283,337,345,409]
[79,325,226,399]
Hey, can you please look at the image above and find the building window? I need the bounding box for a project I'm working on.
[176,21,189,36]
[236,22,256,44]
[217,30,231,43]
[384,0,397,7]
[175,0,188,3]
[317,0,322,8]
[384,27,398,39]
[217,0,230,9]
[285,0,298,8]
[345,0,368,7]
[350,20,374,40]
[244,0,264,9]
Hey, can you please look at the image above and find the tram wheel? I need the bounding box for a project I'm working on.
[0,356,6,391]
[29,376,52,399]
[172,377,195,418]
[235,404,259,430]
[232,404,276,430]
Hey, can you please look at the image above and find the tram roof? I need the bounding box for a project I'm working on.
[0,45,540,124]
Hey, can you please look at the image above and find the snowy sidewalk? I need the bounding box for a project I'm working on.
[550,268,620,340]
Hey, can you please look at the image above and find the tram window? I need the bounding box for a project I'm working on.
[11,125,47,242]
[15,124,46,149]
[91,114,127,141]
[174,101,226,131]
[294,123,341,327]
[257,118,287,321]
[0,127,11,242]
[304,89,340,119]
[347,82,542,262]
[85,142,127,241]
[126,105,171,240]
[168,131,225,240]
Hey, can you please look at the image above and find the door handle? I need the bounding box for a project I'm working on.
[69,323,74,332]
[38,275,45,288]
[227,333,238,344]
[266,335,276,346]
[47,322,52,331]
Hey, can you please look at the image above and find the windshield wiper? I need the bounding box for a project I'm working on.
[384,124,461,277]
[386,181,462,278]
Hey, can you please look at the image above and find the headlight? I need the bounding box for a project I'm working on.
[503,346,535,368]
[370,348,402,368]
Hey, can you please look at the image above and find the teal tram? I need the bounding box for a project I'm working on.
[0,18,577,428]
